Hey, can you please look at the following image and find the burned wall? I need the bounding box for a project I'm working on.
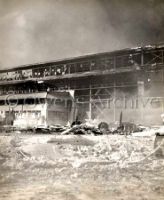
[76,70,164,126]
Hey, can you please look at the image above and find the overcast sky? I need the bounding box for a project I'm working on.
[0,0,164,69]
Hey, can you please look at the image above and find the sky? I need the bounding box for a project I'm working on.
[0,0,164,69]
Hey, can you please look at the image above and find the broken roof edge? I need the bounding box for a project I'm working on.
[1,42,164,73]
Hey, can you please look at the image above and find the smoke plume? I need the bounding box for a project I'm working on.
[0,0,164,69]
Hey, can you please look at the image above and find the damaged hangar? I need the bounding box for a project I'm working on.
[0,44,164,127]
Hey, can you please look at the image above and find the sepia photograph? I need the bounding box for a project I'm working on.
[0,0,164,199]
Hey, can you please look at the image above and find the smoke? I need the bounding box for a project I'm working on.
[100,0,164,44]
[0,0,164,69]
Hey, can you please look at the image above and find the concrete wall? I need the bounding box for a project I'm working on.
[0,104,47,128]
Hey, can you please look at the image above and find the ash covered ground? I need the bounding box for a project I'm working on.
[0,134,164,200]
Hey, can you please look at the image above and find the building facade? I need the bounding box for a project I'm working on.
[0,44,164,127]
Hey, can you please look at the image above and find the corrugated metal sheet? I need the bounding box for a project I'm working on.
[0,92,47,100]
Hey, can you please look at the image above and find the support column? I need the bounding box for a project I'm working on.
[138,81,144,121]
[141,49,144,66]
[138,81,144,96]
[113,57,116,122]
[113,81,116,122]
[88,85,92,120]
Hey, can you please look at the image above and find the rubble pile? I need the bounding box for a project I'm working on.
[34,125,67,134]
[61,124,103,135]
[0,114,157,136]
[60,121,147,135]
